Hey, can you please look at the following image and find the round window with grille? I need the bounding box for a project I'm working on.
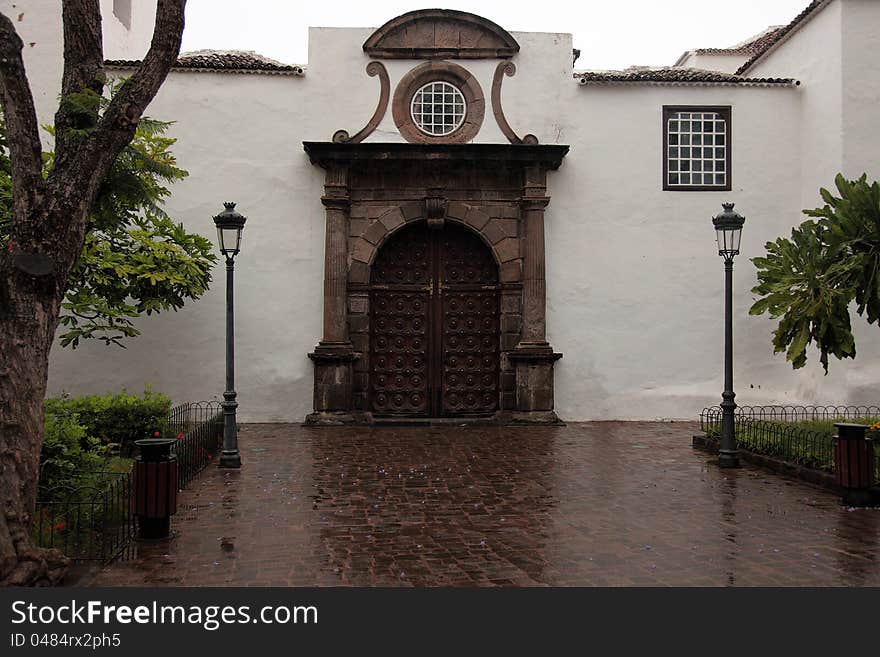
[410,81,466,137]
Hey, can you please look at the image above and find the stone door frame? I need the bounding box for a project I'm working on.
[303,142,569,424]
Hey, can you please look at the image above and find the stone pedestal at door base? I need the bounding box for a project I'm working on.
[508,346,563,424]
[305,344,359,425]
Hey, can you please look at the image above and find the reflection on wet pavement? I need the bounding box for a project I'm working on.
[90,422,880,586]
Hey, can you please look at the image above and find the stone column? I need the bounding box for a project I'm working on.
[509,164,562,423]
[307,164,358,424]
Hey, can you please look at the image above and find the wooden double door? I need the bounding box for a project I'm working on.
[369,222,500,417]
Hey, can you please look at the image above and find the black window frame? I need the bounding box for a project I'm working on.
[662,105,732,192]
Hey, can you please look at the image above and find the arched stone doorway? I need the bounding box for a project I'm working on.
[303,141,567,424]
[369,221,500,417]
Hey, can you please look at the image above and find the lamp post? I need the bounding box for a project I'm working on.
[712,202,745,469]
[213,202,247,468]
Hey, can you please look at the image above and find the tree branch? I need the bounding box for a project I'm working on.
[55,0,186,212]
[52,0,104,171]
[0,11,44,219]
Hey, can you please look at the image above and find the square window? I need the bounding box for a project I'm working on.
[664,106,730,190]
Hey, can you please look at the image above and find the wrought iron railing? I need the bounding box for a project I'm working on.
[161,400,224,488]
[34,400,223,564]
[723,404,880,423]
[33,470,135,564]
[700,405,880,479]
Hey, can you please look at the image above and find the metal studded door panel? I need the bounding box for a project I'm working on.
[441,291,499,415]
[370,291,429,415]
[369,221,499,417]
[439,224,499,415]
[370,222,431,416]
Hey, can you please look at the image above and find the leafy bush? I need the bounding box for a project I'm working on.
[44,389,171,455]
[38,405,104,493]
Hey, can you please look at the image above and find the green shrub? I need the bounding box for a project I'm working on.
[45,389,171,454]
[38,405,104,493]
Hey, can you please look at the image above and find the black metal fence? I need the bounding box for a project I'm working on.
[725,404,880,423]
[162,401,224,488]
[34,400,224,564]
[34,470,135,563]
[700,404,880,478]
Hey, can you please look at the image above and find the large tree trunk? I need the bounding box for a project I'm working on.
[0,0,186,586]
[0,213,71,586]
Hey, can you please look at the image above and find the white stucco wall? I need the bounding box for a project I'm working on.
[11,1,880,420]
[748,0,843,209]
[45,70,324,421]
[2,0,63,143]
[841,0,880,179]
[552,84,809,419]
[307,27,573,145]
[100,0,157,61]
[1,0,155,148]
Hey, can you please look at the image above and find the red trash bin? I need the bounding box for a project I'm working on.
[833,423,874,506]
[133,438,179,539]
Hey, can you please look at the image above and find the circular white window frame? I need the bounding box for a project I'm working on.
[410,81,467,137]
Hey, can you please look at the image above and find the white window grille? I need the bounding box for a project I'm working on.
[410,81,466,137]
[665,109,730,190]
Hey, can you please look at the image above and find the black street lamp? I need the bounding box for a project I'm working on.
[213,202,247,468]
[712,202,745,469]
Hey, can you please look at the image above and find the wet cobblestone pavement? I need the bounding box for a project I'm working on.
[90,422,880,586]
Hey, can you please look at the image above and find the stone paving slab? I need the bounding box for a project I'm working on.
[89,422,880,587]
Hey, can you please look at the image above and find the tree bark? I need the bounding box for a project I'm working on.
[0,0,186,586]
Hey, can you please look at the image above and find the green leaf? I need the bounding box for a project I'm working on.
[1,92,218,349]
[751,173,880,373]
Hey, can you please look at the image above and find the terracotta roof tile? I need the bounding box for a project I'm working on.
[691,26,786,57]
[735,1,828,75]
[105,50,304,75]
[577,67,797,86]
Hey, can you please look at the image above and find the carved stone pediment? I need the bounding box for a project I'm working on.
[363,9,519,59]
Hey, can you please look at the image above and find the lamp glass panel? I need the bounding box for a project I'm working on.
[715,227,725,253]
[730,227,742,253]
[716,227,742,255]
[218,226,242,255]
